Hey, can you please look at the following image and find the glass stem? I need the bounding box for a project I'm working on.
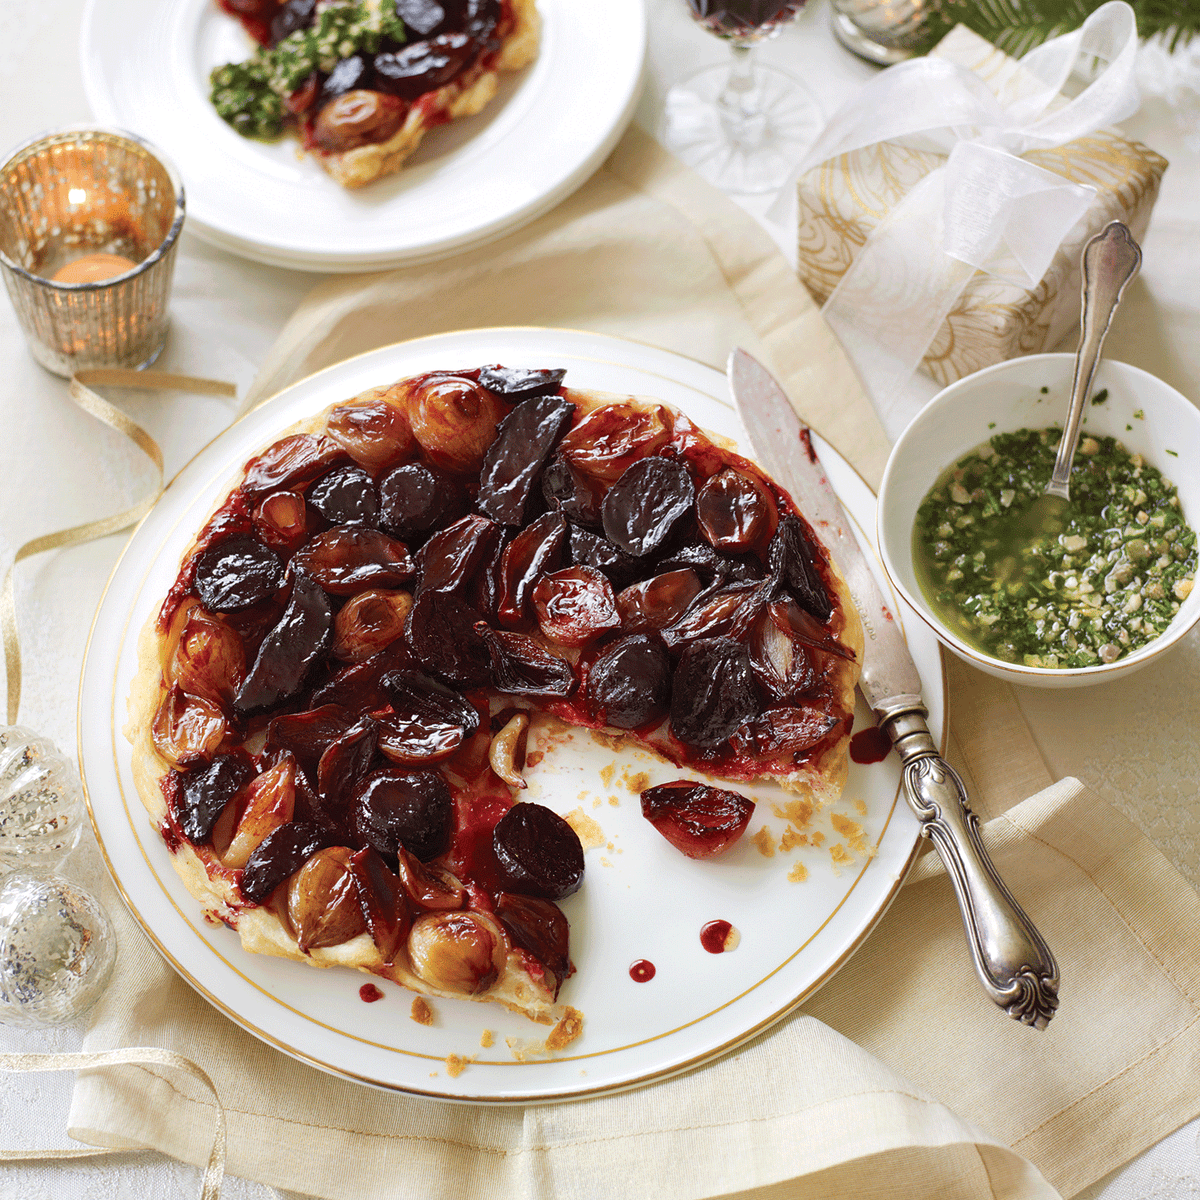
[717,43,766,149]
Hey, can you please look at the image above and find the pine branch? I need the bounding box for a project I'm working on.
[921,0,1200,54]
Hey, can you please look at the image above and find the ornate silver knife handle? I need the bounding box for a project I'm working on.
[877,699,1060,1029]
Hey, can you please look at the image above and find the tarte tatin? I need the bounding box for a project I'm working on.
[127,365,862,1029]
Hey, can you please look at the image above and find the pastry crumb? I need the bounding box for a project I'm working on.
[565,807,605,850]
[608,795,620,807]
[623,769,650,793]
[411,997,434,1026]
[830,843,853,873]
[547,1006,584,1050]
[780,827,807,852]
[831,813,872,858]
[854,799,868,816]
[599,763,616,787]
[526,751,544,768]
[788,861,808,883]
[811,830,826,847]
[772,797,814,829]
[591,731,624,752]
[480,1029,494,1049]
[446,1054,470,1078]
[751,825,776,857]
[592,798,602,808]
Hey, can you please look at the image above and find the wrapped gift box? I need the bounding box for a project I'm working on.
[796,24,1168,387]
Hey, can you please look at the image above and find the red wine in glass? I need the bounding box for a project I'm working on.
[687,1,805,41]
[664,0,822,194]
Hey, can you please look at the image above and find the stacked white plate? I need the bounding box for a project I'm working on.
[80,0,645,271]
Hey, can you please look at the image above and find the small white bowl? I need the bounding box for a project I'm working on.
[877,353,1200,688]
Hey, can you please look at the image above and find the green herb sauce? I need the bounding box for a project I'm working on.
[913,428,1197,668]
[210,1,408,140]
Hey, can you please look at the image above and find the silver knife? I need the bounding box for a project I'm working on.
[729,348,1060,1029]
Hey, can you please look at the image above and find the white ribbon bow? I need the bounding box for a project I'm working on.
[799,1,1141,435]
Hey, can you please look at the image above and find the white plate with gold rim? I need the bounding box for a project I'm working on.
[79,0,645,271]
[78,328,936,1102]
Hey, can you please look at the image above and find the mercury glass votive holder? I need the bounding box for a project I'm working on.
[0,127,185,377]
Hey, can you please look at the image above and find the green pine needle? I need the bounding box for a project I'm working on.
[921,0,1200,55]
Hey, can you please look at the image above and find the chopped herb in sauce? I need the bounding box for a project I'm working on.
[913,428,1196,668]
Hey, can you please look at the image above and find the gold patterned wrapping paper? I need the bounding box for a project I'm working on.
[797,25,1168,386]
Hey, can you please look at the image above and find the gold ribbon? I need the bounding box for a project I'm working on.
[0,1048,226,1198]
[0,369,238,1196]
[2,369,237,725]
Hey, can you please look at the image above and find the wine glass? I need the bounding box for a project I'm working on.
[661,1,824,195]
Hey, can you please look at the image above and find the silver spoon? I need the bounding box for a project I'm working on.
[1045,221,1142,501]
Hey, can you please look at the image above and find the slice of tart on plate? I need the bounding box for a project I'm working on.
[210,0,540,187]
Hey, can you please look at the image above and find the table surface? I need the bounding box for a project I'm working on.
[1,1,1198,1197]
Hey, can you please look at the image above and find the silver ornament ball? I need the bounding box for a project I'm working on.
[0,725,84,873]
[0,870,116,1027]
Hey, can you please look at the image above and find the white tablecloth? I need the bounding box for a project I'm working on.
[1,1,1198,1196]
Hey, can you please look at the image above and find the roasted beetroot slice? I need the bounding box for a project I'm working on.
[476,625,576,697]
[234,572,333,716]
[241,433,347,495]
[240,821,333,904]
[349,846,412,966]
[567,525,639,588]
[542,453,604,529]
[192,536,284,613]
[405,591,491,688]
[584,635,670,729]
[669,636,760,750]
[310,642,417,712]
[640,781,754,859]
[602,457,695,558]
[271,0,317,44]
[307,465,379,528]
[493,803,584,900]
[769,515,832,622]
[373,33,474,100]
[478,365,567,400]
[292,526,414,596]
[415,514,502,597]
[495,892,571,999]
[378,462,465,542]
[351,768,454,862]
[175,753,254,845]
[477,394,575,526]
[394,0,443,36]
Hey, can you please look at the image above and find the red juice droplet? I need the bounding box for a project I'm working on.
[629,959,656,982]
[850,726,891,765]
[359,983,384,1003]
[700,920,735,954]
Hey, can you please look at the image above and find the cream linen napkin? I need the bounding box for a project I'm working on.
[70,127,1200,1200]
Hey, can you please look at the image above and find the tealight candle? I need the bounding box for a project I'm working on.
[0,127,185,376]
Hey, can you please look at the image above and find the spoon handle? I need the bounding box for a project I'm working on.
[1045,222,1142,500]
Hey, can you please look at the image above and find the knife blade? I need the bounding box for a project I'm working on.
[728,348,1060,1030]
